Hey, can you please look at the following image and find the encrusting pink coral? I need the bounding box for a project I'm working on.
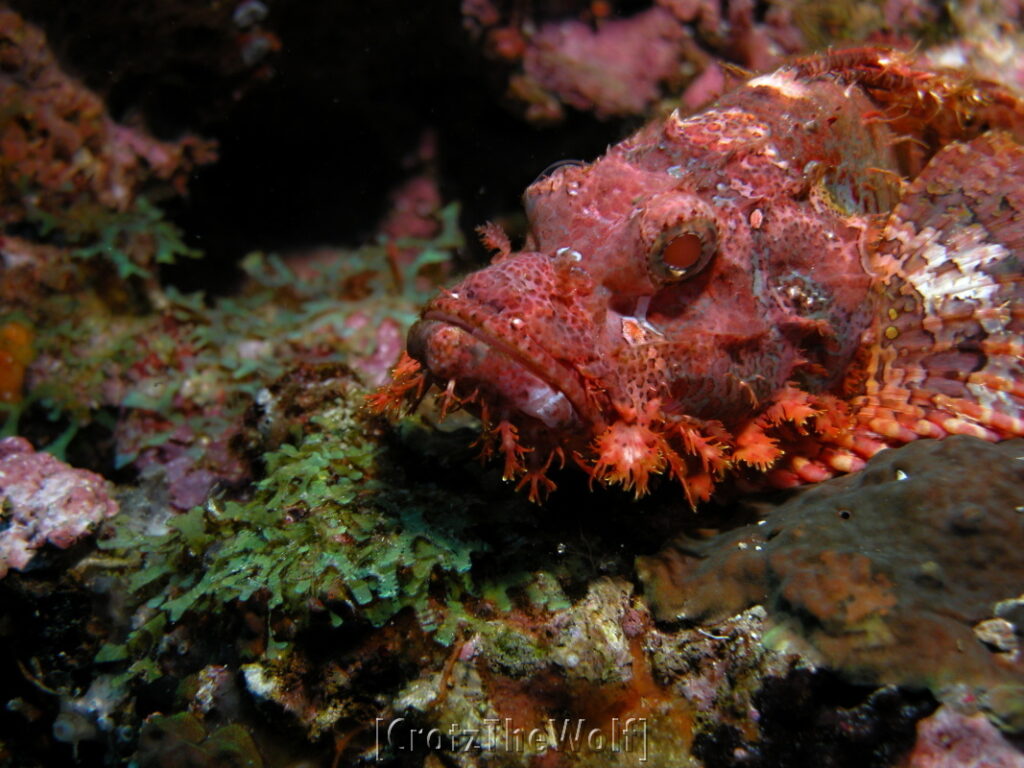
[0,437,118,577]
[0,9,216,231]
[372,48,1024,503]
[908,706,1024,768]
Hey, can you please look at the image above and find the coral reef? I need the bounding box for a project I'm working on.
[638,436,1024,727]
[462,0,953,122]
[6,0,281,127]
[694,670,937,767]
[515,6,691,121]
[2,3,1024,767]
[380,586,793,766]
[109,367,481,641]
[0,436,118,577]
[0,8,214,249]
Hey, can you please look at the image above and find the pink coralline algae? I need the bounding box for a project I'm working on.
[515,6,689,121]
[908,706,1024,768]
[374,48,1024,503]
[463,0,950,123]
[0,436,118,577]
[0,9,215,229]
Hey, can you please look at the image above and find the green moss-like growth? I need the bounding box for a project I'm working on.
[11,203,462,448]
[108,395,482,644]
[53,197,202,281]
[482,624,547,677]
[136,713,263,768]
[789,0,950,49]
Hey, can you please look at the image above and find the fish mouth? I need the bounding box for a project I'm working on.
[409,309,599,432]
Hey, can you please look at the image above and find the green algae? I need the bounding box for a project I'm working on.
[483,624,548,677]
[103,394,475,642]
[135,713,263,768]
[98,390,577,682]
[14,185,583,672]
[29,196,202,281]
[8,195,462,447]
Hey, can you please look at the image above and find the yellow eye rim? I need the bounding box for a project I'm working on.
[650,218,718,282]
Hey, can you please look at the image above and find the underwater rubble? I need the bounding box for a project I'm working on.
[1,3,1024,767]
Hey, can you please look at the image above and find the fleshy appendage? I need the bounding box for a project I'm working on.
[364,352,428,417]
[368,360,892,504]
[584,401,728,505]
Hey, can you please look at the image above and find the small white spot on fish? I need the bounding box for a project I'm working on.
[510,317,525,329]
[749,70,802,96]
[750,209,764,229]
[555,247,583,261]
[667,165,685,179]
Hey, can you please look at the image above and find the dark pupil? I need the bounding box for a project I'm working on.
[663,233,703,271]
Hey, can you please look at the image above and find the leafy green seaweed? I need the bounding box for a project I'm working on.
[103,400,487,646]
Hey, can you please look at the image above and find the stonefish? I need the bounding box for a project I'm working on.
[371,48,1024,503]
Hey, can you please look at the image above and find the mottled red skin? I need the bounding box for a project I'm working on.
[380,48,1024,502]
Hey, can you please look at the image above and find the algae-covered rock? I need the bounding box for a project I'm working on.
[136,712,262,768]
[638,436,1024,727]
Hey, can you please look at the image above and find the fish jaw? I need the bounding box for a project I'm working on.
[404,311,599,503]
[395,250,618,499]
[408,316,582,432]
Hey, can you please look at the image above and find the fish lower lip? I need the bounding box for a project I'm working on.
[411,312,581,429]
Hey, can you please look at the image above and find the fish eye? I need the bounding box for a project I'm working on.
[650,218,717,282]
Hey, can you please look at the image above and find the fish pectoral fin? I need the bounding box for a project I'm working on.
[855,132,1024,443]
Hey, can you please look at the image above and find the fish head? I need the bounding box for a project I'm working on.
[405,139,782,495]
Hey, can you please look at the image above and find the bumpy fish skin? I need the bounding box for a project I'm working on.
[371,48,1024,503]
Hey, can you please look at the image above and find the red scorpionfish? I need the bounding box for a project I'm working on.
[370,48,1024,504]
